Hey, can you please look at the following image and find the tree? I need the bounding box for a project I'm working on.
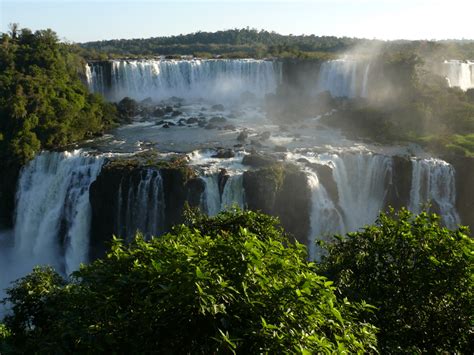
[1,210,378,354]
[318,208,473,353]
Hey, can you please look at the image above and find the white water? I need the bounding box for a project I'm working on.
[316,59,371,98]
[116,169,165,239]
[444,60,474,91]
[301,153,460,259]
[86,59,281,102]
[13,151,104,275]
[409,158,460,228]
[201,173,245,216]
[330,154,392,232]
[306,170,344,259]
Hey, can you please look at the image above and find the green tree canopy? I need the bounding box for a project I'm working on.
[1,210,377,354]
[0,25,117,166]
[318,208,473,353]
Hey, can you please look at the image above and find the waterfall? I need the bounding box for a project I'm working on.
[329,154,392,232]
[201,173,245,216]
[116,169,165,239]
[13,151,104,275]
[306,170,344,259]
[221,174,245,210]
[409,158,460,228]
[87,59,281,102]
[444,60,474,91]
[85,62,108,96]
[316,59,371,98]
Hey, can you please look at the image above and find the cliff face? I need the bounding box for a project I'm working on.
[0,163,20,228]
[88,160,204,259]
[385,156,413,211]
[449,156,474,232]
[243,163,311,244]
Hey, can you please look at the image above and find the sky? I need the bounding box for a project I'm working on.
[1,0,473,43]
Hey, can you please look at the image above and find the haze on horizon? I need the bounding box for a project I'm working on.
[1,0,473,43]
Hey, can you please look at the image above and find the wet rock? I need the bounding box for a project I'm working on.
[211,104,225,111]
[273,145,288,152]
[164,106,174,113]
[250,140,263,147]
[209,116,227,124]
[296,158,310,164]
[163,123,170,129]
[233,144,244,148]
[140,97,153,106]
[223,124,236,131]
[186,117,199,124]
[243,163,311,244]
[205,123,216,130]
[447,156,474,231]
[198,121,207,128]
[178,122,185,127]
[211,149,235,159]
[237,131,248,142]
[218,169,229,196]
[242,153,276,168]
[385,156,412,211]
[308,162,339,204]
[153,108,165,117]
[260,131,271,140]
[171,110,182,117]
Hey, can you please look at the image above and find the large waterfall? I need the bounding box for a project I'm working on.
[12,151,104,275]
[86,59,281,102]
[116,169,165,239]
[444,60,474,91]
[305,154,459,259]
[316,59,371,98]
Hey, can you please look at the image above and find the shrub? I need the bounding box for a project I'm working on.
[318,208,473,353]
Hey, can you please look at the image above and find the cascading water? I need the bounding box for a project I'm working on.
[13,151,104,275]
[306,170,344,259]
[86,59,281,102]
[327,153,393,232]
[316,59,371,98]
[116,169,165,239]
[201,173,245,216]
[444,60,474,91]
[409,158,460,228]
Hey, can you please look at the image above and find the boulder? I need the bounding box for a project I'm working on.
[209,116,227,124]
[186,117,199,124]
[211,149,235,159]
[211,104,225,111]
[237,131,248,142]
[242,153,276,168]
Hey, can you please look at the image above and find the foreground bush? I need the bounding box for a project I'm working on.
[1,210,377,354]
[318,209,473,353]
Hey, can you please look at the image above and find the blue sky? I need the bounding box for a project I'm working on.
[1,0,473,43]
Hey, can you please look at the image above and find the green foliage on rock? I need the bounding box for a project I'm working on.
[1,210,377,354]
[318,208,474,354]
[0,26,117,167]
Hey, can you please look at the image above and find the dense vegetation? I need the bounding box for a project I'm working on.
[1,209,472,353]
[0,210,377,353]
[0,25,116,166]
[318,209,473,353]
[80,28,474,60]
[79,28,362,59]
